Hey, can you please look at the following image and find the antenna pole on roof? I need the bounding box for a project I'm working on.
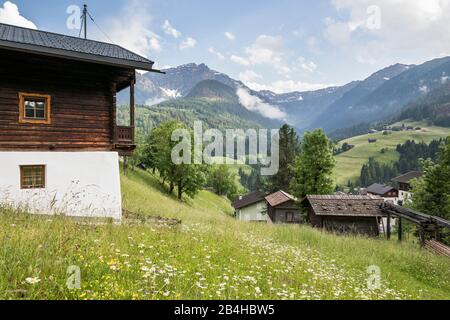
[83,4,88,39]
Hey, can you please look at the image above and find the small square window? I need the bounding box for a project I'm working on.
[19,93,51,124]
[20,165,46,189]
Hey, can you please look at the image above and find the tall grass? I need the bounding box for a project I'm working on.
[0,169,449,300]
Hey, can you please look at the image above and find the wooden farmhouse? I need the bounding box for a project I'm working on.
[265,191,302,224]
[302,195,385,237]
[233,190,301,224]
[0,23,160,220]
[392,171,423,203]
[366,183,399,203]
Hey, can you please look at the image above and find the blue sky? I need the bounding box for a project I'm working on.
[2,0,450,93]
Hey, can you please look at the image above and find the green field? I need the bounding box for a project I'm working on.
[334,122,450,186]
[1,168,449,300]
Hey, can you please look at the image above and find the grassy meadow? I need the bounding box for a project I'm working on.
[334,122,450,185]
[0,168,449,300]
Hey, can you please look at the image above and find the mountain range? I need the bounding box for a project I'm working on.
[119,57,450,136]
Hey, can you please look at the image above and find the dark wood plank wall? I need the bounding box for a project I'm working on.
[0,49,133,151]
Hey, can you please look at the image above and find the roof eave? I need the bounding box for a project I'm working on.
[314,213,383,217]
[0,40,156,72]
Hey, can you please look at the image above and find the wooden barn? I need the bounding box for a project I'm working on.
[265,191,302,224]
[0,23,160,219]
[302,195,385,237]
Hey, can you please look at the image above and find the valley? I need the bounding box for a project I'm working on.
[120,58,450,136]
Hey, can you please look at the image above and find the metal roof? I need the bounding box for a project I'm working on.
[232,191,267,210]
[302,195,384,217]
[0,23,156,71]
[392,171,423,184]
[366,183,397,196]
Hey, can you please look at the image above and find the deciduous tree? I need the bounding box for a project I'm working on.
[290,129,336,199]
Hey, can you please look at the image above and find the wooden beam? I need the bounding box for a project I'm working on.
[419,226,426,247]
[431,216,450,229]
[384,209,423,225]
[130,74,135,144]
[398,218,403,242]
[387,212,391,240]
[123,156,127,176]
[111,83,117,145]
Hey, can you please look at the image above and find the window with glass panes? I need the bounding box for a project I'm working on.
[19,93,51,124]
[20,165,46,189]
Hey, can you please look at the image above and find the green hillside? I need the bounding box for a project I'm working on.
[334,122,450,185]
[117,80,282,138]
[398,81,450,127]
[1,168,450,300]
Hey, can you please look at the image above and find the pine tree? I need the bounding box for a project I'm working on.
[267,124,300,192]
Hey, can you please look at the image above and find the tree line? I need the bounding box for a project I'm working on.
[410,137,450,221]
[356,139,444,188]
[132,121,243,201]
[239,124,336,200]
[132,121,336,203]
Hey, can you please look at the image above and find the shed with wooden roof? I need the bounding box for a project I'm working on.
[302,195,385,237]
[265,191,301,224]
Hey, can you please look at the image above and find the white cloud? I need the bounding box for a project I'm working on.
[208,47,225,60]
[244,80,332,94]
[230,54,250,66]
[0,1,37,29]
[292,28,305,38]
[239,70,262,82]
[231,35,295,75]
[306,36,322,54]
[224,32,236,41]
[296,57,318,73]
[325,0,450,66]
[301,62,317,72]
[180,37,197,50]
[162,20,182,39]
[245,35,284,65]
[236,87,286,120]
[107,1,161,57]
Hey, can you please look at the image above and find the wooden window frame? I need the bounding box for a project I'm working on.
[18,93,51,125]
[20,165,46,189]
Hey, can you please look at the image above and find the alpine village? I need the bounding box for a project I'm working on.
[0,2,449,301]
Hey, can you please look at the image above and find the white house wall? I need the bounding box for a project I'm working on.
[0,152,122,220]
[238,202,270,222]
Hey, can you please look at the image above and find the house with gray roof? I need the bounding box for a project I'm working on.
[0,23,160,220]
[233,191,269,222]
[392,171,423,203]
[233,190,301,224]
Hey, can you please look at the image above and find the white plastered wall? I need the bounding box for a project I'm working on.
[238,201,270,222]
[0,152,122,220]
